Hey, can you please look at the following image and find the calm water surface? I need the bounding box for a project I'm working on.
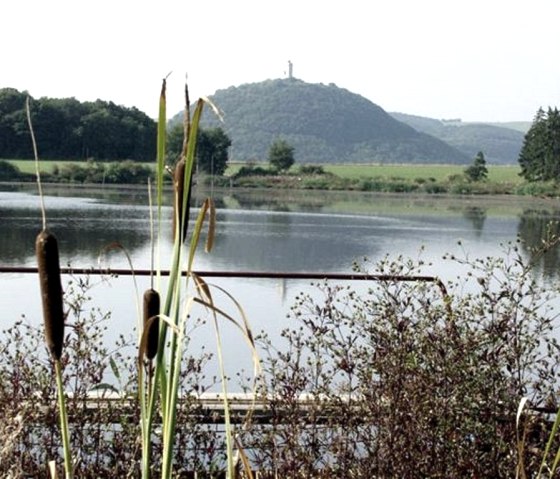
[2,183,560,379]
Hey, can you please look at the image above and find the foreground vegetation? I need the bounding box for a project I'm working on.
[2,244,560,477]
[4,81,560,477]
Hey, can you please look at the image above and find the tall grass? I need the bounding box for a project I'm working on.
[138,79,259,478]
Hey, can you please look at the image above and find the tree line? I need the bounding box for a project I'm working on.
[2,87,560,186]
[0,88,157,161]
[519,107,560,182]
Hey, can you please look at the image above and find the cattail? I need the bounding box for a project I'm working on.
[143,288,160,360]
[173,158,191,242]
[35,229,64,360]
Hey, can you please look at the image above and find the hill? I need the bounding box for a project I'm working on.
[171,79,469,165]
[390,112,526,164]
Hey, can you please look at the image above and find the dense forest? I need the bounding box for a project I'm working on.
[0,88,156,161]
[170,78,469,165]
[390,112,526,164]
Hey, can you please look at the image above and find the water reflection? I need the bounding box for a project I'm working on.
[463,207,487,237]
[0,191,156,266]
[2,185,560,281]
[209,210,383,272]
[518,209,560,279]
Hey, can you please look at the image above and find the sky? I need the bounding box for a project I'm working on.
[2,0,560,123]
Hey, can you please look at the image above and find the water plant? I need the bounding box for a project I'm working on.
[27,97,73,478]
[137,78,259,478]
[23,79,260,478]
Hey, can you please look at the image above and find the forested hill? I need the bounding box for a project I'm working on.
[390,112,526,165]
[172,78,469,165]
[0,88,156,161]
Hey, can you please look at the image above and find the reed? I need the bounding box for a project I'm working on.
[136,78,259,478]
[27,97,73,479]
[25,77,258,478]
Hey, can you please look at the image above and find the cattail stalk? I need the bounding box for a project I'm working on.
[28,96,72,479]
[55,359,73,478]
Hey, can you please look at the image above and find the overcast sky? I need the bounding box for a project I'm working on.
[2,0,559,123]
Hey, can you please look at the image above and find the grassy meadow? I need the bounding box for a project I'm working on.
[228,161,522,183]
[7,159,86,174]
[322,163,522,183]
[7,159,522,184]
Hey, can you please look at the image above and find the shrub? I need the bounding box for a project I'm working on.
[423,182,448,193]
[516,181,560,197]
[449,182,474,194]
[4,248,560,477]
[52,161,154,184]
[233,165,275,179]
[103,160,153,184]
[298,165,326,175]
[241,244,560,477]
[0,160,22,181]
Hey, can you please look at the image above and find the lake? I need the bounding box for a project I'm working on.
[2,183,560,381]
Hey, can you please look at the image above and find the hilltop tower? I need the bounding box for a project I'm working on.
[288,60,293,79]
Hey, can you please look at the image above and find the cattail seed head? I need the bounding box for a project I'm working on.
[143,288,160,360]
[35,229,65,360]
[173,158,191,242]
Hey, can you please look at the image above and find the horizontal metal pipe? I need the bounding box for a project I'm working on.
[0,266,451,310]
[0,265,438,283]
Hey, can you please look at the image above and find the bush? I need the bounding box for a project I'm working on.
[298,165,326,175]
[241,244,560,477]
[52,161,154,184]
[423,182,448,193]
[0,160,22,181]
[516,181,560,197]
[449,182,474,194]
[103,160,153,184]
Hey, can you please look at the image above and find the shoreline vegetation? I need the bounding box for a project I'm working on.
[3,158,560,197]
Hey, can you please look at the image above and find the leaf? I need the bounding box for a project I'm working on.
[107,358,120,383]
[137,313,179,365]
[516,397,528,429]
[205,198,216,253]
[90,383,120,395]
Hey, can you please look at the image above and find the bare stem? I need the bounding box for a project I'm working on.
[55,359,73,479]
[25,97,47,231]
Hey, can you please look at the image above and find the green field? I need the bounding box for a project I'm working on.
[227,162,521,183]
[322,164,522,183]
[7,159,85,174]
[7,159,522,186]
